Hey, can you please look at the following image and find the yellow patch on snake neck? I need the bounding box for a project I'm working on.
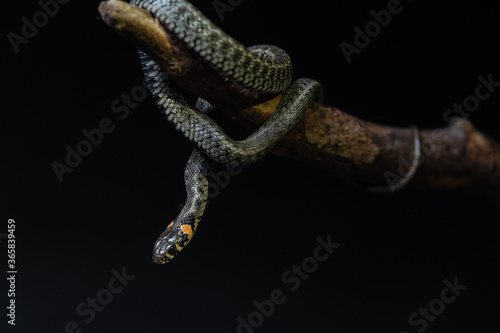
[180,225,194,239]
[167,221,174,228]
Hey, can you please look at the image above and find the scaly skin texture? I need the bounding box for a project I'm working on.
[152,149,212,264]
[130,0,293,93]
[132,0,322,263]
[141,50,322,166]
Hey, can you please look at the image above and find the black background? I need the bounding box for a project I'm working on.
[2,0,500,332]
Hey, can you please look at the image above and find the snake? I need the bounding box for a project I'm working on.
[129,0,323,263]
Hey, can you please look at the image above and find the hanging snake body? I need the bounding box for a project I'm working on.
[130,0,322,263]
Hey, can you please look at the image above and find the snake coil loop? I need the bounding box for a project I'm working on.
[131,0,322,263]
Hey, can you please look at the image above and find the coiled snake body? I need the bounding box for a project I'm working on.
[130,0,322,263]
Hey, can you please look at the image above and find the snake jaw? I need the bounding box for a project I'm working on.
[131,0,318,264]
[152,226,189,264]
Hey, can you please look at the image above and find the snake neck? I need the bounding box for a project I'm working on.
[179,149,212,228]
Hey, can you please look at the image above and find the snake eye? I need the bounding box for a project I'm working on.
[153,216,196,263]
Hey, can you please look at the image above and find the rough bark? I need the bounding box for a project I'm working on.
[99,0,500,194]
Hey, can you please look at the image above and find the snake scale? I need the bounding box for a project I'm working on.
[129,0,323,263]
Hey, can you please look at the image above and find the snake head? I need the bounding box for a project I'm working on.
[152,219,195,264]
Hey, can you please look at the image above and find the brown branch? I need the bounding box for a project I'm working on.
[99,0,500,194]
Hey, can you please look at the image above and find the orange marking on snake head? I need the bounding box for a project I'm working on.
[180,225,194,239]
[167,221,174,228]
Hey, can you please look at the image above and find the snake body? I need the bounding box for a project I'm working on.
[130,0,292,93]
[130,0,322,263]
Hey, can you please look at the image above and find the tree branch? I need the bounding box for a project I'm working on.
[99,0,500,193]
